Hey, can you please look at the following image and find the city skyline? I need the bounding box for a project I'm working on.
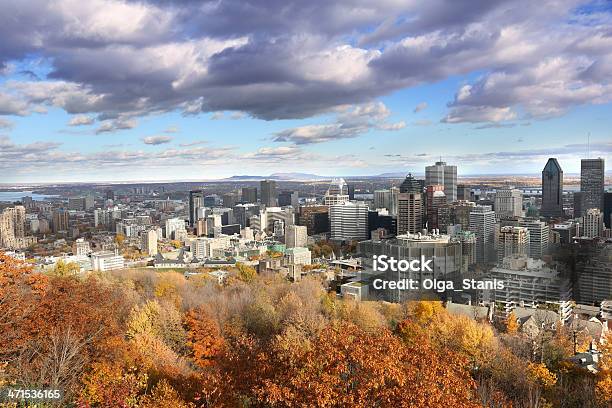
[0,0,611,182]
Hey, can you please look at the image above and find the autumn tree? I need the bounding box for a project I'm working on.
[184,307,224,368]
[506,311,519,334]
[235,262,256,283]
[223,321,481,407]
[50,259,81,276]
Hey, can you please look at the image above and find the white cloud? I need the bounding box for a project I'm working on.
[68,114,94,126]
[142,135,173,145]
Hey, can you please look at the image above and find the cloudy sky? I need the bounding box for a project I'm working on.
[1,0,611,182]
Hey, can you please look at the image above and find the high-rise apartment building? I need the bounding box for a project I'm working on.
[469,205,496,264]
[426,161,457,202]
[580,158,605,213]
[330,201,369,241]
[518,219,549,259]
[494,188,523,218]
[0,206,36,249]
[285,224,308,248]
[260,180,278,207]
[541,158,564,217]
[52,208,69,233]
[397,192,423,235]
[497,226,530,261]
[141,229,158,256]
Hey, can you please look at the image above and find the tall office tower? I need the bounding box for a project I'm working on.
[469,205,496,264]
[241,187,258,203]
[494,188,523,218]
[456,184,471,201]
[105,189,115,200]
[399,173,422,194]
[285,224,308,248]
[580,158,605,213]
[260,180,277,207]
[298,205,329,235]
[220,193,236,208]
[189,190,205,227]
[278,190,299,207]
[573,192,584,219]
[518,219,549,259]
[604,192,612,229]
[397,192,423,235]
[541,158,564,217]
[347,184,356,200]
[140,229,158,256]
[497,226,530,261]
[324,178,350,206]
[426,161,457,202]
[330,201,369,241]
[52,208,69,233]
[581,208,604,238]
[425,185,446,231]
[374,190,392,211]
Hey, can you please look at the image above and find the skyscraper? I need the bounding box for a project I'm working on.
[260,180,277,207]
[541,158,564,217]
[241,187,258,203]
[399,173,423,194]
[330,201,369,241]
[469,205,496,264]
[425,185,445,231]
[397,192,423,235]
[580,158,605,213]
[494,188,523,218]
[278,190,299,207]
[189,190,205,227]
[426,161,457,202]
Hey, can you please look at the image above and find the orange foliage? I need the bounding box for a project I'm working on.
[184,307,224,368]
[222,322,480,408]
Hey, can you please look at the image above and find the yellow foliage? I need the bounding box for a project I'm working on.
[50,259,80,277]
[409,300,445,325]
[527,362,557,389]
[506,311,519,334]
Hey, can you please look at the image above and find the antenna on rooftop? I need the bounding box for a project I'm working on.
[587,132,590,158]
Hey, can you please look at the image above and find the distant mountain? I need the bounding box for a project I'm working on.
[373,172,410,178]
[268,172,328,180]
[225,173,327,181]
[225,175,269,181]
